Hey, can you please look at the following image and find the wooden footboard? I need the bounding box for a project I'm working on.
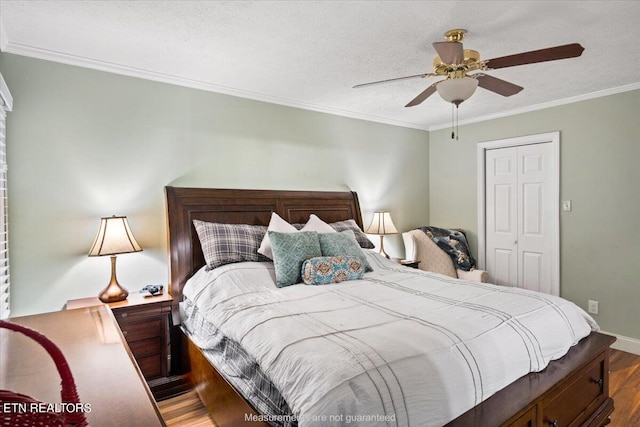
[447,332,616,427]
[188,331,614,427]
[188,338,270,427]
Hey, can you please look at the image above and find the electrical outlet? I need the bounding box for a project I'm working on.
[588,300,599,315]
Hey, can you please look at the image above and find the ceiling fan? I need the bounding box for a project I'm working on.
[353,29,585,109]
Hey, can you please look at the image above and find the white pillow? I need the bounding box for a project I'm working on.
[258,213,335,259]
[304,214,337,234]
[258,212,297,259]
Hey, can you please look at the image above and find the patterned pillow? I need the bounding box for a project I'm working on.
[318,230,373,272]
[302,256,365,285]
[258,212,298,259]
[269,231,322,288]
[193,220,270,270]
[329,219,375,249]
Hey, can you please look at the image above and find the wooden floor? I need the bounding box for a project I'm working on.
[609,349,640,426]
[158,349,640,427]
[157,390,216,427]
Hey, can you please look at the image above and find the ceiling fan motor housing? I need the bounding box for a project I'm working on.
[433,49,482,75]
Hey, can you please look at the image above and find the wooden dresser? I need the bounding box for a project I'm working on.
[0,306,166,426]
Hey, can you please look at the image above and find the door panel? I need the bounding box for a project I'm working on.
[494,248,515,286]
[485,147,518,286]
[495,184,514,232]
[522,251,543,291]
[518,143,553,293]
[522,182,542,235]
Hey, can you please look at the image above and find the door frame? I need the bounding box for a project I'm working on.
[476,131,560,295]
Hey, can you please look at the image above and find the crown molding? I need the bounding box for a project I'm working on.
[2,42,430,131]
[5,40,637,134]
[428,82,640,131]
[0,16,8,51]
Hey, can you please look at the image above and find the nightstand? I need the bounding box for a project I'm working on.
[396,259,421,269]
[67,292,173,381]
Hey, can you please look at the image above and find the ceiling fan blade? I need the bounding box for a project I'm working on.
[475,74,524,97]
[485,43,584,70]
[433,41,464,65]
[405,82,439,107]
[353,73,435,88]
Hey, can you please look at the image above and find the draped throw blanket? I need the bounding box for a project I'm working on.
[418,226,476,271]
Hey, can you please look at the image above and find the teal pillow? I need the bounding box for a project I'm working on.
[318,230,373,272]
[302,256,365,285]
[269,231,322,287]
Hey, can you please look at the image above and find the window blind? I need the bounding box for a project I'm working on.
[0,73,12,319]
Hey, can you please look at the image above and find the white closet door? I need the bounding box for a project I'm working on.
[485,142,555,294]
[485,147,518,287]
[518,143,554,294]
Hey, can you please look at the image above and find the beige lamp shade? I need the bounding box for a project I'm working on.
[365,211,397,259]
[365,211,398,235]
[88,216,142,257]
[88,215,142,303]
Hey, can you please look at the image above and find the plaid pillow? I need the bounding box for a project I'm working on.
[193,220,271,270]
[329,219,375,249]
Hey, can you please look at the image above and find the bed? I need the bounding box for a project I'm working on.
[165,186,615,427]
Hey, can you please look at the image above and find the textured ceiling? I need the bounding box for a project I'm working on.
[1,1,639,130]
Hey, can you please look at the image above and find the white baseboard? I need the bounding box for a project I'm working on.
[600,330,640,356]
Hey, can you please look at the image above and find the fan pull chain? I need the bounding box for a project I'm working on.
[451,103,455,140]
[456,104,459,141]
[450,103,460,141]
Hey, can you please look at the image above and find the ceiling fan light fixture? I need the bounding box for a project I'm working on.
[436,77,479,105]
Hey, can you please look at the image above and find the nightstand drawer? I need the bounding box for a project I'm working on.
[114,305,163,323]
[137,354,162,379]
[120,319,162,341]
[129,337,162,359]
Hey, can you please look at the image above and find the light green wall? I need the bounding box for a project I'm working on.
[4,50,638,342]
[0,53,429,316]
[429,90,640,339]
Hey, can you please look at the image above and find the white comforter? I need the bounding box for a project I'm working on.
[183,252,598,426]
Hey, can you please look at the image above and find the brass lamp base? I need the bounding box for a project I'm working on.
[98,282,129,303]
[98,255,129,303]
[379,235,391,259]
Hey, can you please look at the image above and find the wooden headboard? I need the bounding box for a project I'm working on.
[165,186,365,305]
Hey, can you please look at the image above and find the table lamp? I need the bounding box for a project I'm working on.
[365,211,398,258]
[88,215,142,303]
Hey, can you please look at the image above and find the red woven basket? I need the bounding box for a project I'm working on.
[0,320,88,427]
